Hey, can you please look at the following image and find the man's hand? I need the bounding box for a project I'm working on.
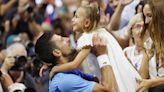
[3,56,15,71]
[92,34,107,56]
[99,8,110,26]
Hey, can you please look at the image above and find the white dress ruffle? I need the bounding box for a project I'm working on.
[77,32,95,50]
[77,28,142,92]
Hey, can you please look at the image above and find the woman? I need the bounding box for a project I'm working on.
[124,13,145,71]
[137,0,164,92]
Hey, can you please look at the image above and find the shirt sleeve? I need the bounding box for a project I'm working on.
[77,33,93,50]
[49,73,96,92]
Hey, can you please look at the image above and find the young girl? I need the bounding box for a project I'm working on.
[50,1,141,92]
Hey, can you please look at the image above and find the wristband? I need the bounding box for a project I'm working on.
[97,54,111,68]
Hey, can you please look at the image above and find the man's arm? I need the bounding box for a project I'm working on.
[92,65,118,92]
[92,34,118,92]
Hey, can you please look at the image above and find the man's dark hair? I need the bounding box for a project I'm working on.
[35,31,57,65]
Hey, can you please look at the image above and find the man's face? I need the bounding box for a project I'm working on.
[109,0,120,11]
[51,34,73,56]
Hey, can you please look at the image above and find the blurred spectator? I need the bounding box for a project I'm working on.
[1,43,36,91]
[0,0,19,49]
[51,18,67,37]
[8,83,26,92]
[135,0,144,14]
[124,13,144,70]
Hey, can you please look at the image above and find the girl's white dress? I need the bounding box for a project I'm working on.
[77,28,142,92]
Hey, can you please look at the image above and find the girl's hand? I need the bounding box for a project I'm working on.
[137,79,152,92]
[49,66,57,79]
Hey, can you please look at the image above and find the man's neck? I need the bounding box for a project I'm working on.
[57,56,68,65]
[57,50,78,65]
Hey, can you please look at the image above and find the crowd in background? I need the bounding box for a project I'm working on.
[0,0,163,92]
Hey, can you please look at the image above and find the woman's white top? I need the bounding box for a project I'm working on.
[149,56,164,79]
[143,37,164,79]
[124,46,143,70]
[77,28,141,92]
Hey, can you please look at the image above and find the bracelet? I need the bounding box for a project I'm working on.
[97,54,111,68]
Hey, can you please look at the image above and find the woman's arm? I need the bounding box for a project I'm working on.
[150,77,164,87]
[138,49,149,79]
[106,0,133,31]
[137,77,164,92]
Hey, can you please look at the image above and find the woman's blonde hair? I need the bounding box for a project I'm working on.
[126,13,143,44]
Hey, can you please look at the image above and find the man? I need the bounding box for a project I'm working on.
[35,31,117,92]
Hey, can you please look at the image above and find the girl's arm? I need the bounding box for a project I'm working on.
[50,47,91,78]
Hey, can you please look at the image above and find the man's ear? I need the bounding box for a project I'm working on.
[52,49,62,57]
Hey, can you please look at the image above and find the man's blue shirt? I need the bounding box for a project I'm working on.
[49,72,96,92]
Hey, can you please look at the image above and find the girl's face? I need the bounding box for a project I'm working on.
[72,7,88,32]
[143,4,152,24]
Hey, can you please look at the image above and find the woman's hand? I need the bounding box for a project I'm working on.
[137,79,152,92]
[120,0,133,7]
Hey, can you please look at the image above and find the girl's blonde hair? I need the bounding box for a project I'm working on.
[80,4,100,31]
